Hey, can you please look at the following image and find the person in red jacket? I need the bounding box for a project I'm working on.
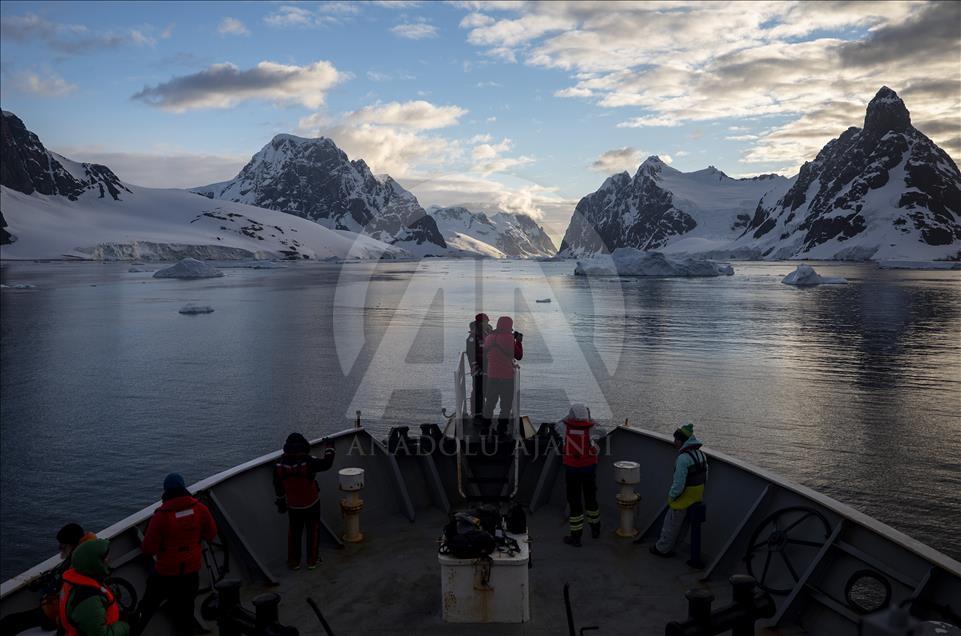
[482,315,523,436]
[136,473,217,635]
[561,404,600,547]
[273,433,336,570]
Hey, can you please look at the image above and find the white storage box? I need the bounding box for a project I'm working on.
[439,531,531,623]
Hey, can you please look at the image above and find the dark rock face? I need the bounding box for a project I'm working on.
[742,87,961,256]
[392,215,446,247]
[559,159,696,256]
[1,111,128,201]
[0,210,12,245]
[193,134,445,249]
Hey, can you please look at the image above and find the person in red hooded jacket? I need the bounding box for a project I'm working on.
[482,315,523,436]
[136,473,217,635]
[273,433,335,570]
[561,404,601,547]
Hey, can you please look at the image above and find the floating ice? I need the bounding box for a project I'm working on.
[781,264,848,286]
[535,298,552,303]
[153,258,224,279]
[877,260,961,270]
[178,303,215,315]
[128,266,151,273]
[1,283,36,289]
[574,248,735,277]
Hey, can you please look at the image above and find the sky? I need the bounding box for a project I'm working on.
[1,1,959,244]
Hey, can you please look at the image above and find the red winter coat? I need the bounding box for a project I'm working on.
[142,495,217,576]
[483,317,523,380]
[563,418,598,468]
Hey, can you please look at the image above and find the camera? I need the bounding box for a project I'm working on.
[513,331,523,342]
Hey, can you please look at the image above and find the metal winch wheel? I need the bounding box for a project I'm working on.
[744,506,831,595]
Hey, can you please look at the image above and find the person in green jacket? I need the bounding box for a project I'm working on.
[59,539,130,636]
[649,422,708,557]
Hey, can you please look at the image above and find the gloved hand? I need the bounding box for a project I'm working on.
[274,497,288,514]
[322,445,335,458]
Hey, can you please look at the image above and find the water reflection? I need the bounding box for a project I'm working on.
[0,260,959,579]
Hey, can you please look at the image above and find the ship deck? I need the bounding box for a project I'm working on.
[238,508,785,636]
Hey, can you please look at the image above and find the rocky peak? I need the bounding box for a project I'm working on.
[863,86,911,135]
[1,110,127,201]
[635,155,665,178]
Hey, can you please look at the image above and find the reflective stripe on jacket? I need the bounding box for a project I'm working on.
[668,438,708,510]
[141,496,217,576]
[562,419,598,468]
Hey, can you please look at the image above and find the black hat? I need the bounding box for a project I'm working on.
[56,523,85,547]
[284,432,310,454]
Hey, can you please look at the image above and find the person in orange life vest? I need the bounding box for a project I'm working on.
[58,538,130,636]
[0,523,97,634]
[466,313,492,419]
[273,432,336,570]
[649,422,708,558]
[482,316,523,435]
[561,404,601,547]
[137,473,217,635]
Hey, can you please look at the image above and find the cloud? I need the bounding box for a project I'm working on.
[218,17,249,36]
[299,114,460,177]
[51,146,247,188]
[589,147,644,174]
[0,13,157,53]
[453,1,961,168]
[131,60,347,112]
[470,137,534,175]
[401,172,573,230]
[371,1,423,8]
[264,5,339,28]
[391,23,438,39]
[343,100,467,129]
[11,71,77,97]
[459,13,494,29]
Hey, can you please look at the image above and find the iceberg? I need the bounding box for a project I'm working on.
[178,303,215,315]
[574,248,734,277]
[153,258,224,279]
[128,266,151,273]
[1,283,36,289]
[781,264,848,286]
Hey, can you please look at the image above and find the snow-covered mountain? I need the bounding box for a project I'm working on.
[428,206,556,258]
[733,87,961,260]
[559,87,960,261]
[558,157,791,257]
[192,134,449,256]
[0,111,402,261]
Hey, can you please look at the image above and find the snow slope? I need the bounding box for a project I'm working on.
[558,157,792,257]
[0,184,403,260]
[428,206,556,258]
[0,111,403,261]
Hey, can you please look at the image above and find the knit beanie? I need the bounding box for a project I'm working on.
[163,472,186,492]
[674,422,694,442]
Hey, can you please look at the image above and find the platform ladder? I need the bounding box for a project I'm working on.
[453,352,523,505]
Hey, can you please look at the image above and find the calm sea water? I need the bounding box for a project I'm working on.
[1,259,959,578]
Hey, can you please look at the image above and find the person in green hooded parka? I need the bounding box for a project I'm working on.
[58,539,130,636]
